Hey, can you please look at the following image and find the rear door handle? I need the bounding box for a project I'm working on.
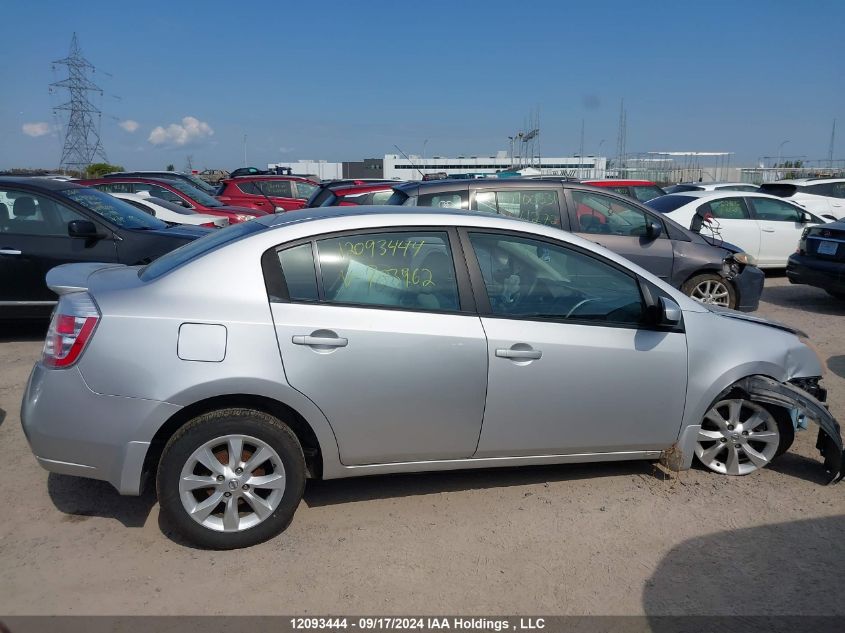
[496,348,542,360]
[0,249,22,256]
[292,335,348,347]
[761,227,775,232]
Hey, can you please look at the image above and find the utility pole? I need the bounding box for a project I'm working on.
[828,120,837,169]
[50,33,107,173]
[243,134,248,167]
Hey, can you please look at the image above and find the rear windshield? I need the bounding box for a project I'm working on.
[386,190,410,206]
[631,185,665,202]
[758,183,799,197]
[307,187,336,208]
[139,220,266,281]
[646,194,697,213]
[663,184,702,194]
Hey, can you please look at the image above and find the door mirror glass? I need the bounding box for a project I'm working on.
[67,219,101,239]
[800,211,813,223]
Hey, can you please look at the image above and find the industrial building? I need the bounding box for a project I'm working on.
[383,153,606,181]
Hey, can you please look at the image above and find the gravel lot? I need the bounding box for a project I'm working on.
[0,275,843,616]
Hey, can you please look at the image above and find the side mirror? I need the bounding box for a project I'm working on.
[641,281,681,327]
[659,297,682,325]
[645,220,663,240]
[68,220,102,239]
[800,211,813,223]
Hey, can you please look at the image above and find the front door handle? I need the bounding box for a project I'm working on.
[496,348,542,360]
[0,248,22,256]
[292,335,348,347]
[761,227,775,233]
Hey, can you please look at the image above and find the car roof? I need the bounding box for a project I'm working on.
[774,178,845,184]
[257,204,494,230]
[226,175,317,183]
[658,190,789,200]
[0,176,85,191]
[584,179,658,186]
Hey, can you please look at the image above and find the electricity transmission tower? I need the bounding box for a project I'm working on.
[616,99,627,176]
[50,33,107,172]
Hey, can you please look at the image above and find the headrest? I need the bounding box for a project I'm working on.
[14,197,37,217]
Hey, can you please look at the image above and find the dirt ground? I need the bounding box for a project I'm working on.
[0,275,843,616]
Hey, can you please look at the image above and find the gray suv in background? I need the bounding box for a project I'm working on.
[387,179,764,311]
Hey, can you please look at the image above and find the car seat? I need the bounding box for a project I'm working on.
[415,251,458,311]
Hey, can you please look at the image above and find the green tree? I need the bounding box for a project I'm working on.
[86,162,125,178]
[166,164,175,171]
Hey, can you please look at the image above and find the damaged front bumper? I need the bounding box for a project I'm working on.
[734,375,843,484]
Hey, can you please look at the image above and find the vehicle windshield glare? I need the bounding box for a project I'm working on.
[145,196,196,215]
[62,187,168,230]
[164,180,223,207]
[647,195,697,214]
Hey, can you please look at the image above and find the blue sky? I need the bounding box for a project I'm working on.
[1,0,842,171]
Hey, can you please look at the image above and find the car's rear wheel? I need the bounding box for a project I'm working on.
[695,399,793,476]
[826,289,845,300]
[157,408,305,549]
[682,273,737,309]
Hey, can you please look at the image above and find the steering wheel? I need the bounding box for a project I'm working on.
[565,298,600,319]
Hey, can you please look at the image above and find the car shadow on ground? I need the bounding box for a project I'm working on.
[761,284,845,316]
[643,515,845,622]
[827,355,845,380]
[0,409,5,428]
[0,320,49,343]
[303,460,664,508]
[47,473,156,528]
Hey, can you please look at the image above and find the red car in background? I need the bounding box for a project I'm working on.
[216,176,319,212]
[583,179,666,203]
[79,177,266,224]
[305,180,397,208]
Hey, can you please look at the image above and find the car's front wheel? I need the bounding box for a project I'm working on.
[695,399,793,476]
[682,273,737,309]
[157,408,306,549]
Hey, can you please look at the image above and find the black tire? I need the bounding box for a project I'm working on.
[157,408,306,549]
[826,289,845,301]
[763,404,795,457]
[682,273,738,309]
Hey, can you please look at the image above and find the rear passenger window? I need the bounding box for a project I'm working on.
[699,198,750,220]
[316,231,459,312]
[278,243,319,301]
[472,189,561,227]
[418,192,468,209]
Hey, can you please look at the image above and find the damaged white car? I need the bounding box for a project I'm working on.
[20,207,843,548]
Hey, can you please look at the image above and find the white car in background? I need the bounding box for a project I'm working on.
[648,191,828,268]
[111,192,228,228]
[664,182,760,193]
[759,178,845,221]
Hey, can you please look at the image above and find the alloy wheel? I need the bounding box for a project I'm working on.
[690,278,731,307]
[695,399,780,475]
[178,434,286,532]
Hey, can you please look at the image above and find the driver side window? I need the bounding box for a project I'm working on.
[467,232,644,326]
[571,191,649,237]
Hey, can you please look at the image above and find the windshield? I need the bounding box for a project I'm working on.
[140,220,266,281]
[632,185,665,202]
[646,194,697,213]
[183,174,218,194]
[62,187,167,230]
[164,179,224,207]
[146,196,197,215]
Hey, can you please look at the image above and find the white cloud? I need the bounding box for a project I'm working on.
[22,122,51,137]
[148,116,213,146]
[119,119,140,133]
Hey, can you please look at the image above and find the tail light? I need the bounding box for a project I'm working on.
[199,221,217,228]
[42,293,100,368]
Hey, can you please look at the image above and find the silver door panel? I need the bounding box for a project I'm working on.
[475,318,688,457]
[271,302,488,465]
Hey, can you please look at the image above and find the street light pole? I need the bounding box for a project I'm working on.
[776,140,790,171]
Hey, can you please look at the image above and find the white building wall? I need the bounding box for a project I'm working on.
[267,160,343,180]
[383,154,607,181]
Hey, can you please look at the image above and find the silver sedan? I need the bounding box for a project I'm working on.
[21,207,843,548]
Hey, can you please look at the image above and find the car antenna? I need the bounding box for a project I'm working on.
[394,144,424,179]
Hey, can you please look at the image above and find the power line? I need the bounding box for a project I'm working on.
[49,33,107,172]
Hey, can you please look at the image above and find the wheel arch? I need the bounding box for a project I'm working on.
[142,393,331,487]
